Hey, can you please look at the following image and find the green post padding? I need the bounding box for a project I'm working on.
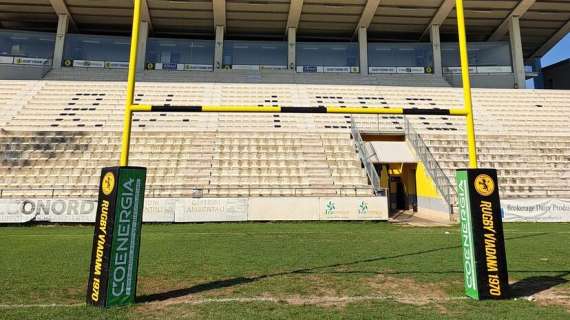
[87,167,146,308]
[456,169,509,300]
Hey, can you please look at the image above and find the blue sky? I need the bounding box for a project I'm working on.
[525,33,569,88]
[541,33,570,67]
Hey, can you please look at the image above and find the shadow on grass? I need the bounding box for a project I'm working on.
[510,272,570,298]
[137,232,555,303]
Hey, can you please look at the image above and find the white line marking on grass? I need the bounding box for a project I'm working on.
[0,303,83,309]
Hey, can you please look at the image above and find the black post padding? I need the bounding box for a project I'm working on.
[151,105,202,112]
[281,107,328,113]
[403,108,451,115]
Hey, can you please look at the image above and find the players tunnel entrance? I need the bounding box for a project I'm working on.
[360,134,423,217]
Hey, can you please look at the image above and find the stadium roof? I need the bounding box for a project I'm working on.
[1,0,569,59]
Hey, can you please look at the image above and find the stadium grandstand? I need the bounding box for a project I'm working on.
[0,0,569,223]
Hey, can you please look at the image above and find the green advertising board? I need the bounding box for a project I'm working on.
[87,167,146,308]
[456,169,509,300]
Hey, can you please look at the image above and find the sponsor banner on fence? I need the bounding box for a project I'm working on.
[154,63,180,71]
[183,64,213,71]
[231,65,260,71]
[296,66,357,73]
[0,56,14,64]
[369,66,429,74]
[153,63,214,72]
[297,65,321,73]
[397,67,426,74]
[476,66,512,73]
[444,66,511,74]
[260,65,288,71]
[443,66,477,74]
[319,197,388,220]
[104,61,129,69]
[502,198,570,222]
[174,198,249,222]
[73,60,105,68]
[369,67,397,74]
[323,66,351,73]
[14,57,49,66]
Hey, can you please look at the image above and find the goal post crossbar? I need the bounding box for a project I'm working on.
[120,0,478,169]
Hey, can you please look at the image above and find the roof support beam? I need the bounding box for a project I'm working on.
[48,0,77,31]
[420,0,455,39]
[140,0,153,31]
[353,0,381,37]
[488,0,535,41]
[286,0,303,34]
[530,20,570,59]
[213,0,226,28]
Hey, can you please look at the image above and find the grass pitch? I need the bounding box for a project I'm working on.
[1,222,569,319]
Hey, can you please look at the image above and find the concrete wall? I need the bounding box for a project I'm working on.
[0,65,47,80]
[444,73,515,89]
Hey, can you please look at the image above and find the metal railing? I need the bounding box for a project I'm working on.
[350,117,383,196]
[403,117,456,207]
[0,185,380,199]
[40,61,53,79]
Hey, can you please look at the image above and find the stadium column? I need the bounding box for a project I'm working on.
[358,27,368,75]
[508,16,526,89]
[52,14,69,69]
[288,27,296,71]
[531,57,545,89]
[136,21,149,72]
[214,25,224,71]
[430,24,443,76]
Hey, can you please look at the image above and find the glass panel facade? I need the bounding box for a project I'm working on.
[368,43,433,67]
[63,34,131,61]
[146,38,214,65]
[297,42,359,67]
[0,30,55,59]
[442,42,512,67]
[223,40,287,66]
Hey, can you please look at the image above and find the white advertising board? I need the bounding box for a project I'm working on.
[0,196,388,223]
[104,61,129,69]
[232,65,260,71]
[13,57,49,66]
[502,199,570,222]
[0,199,96,223]
[319,197,389,221]
[369,67,397,74]
[174,198,249,222]
[0,56,14,64]
[396,67,425,74]
[73,60,105,68]
[143,198,176,222]
[183,64,213,71]
[248,198,320,221]
[476,66,512,73]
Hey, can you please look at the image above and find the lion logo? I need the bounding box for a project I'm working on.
[474,174,495,197]
[101,172,115,196]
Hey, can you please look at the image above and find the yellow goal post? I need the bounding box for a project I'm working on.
[119,0,478,169]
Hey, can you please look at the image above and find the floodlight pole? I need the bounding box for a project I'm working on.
[120,0,144,167]
[455,0,479,168]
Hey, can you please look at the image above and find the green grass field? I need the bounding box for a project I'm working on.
[1,222,569,319]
